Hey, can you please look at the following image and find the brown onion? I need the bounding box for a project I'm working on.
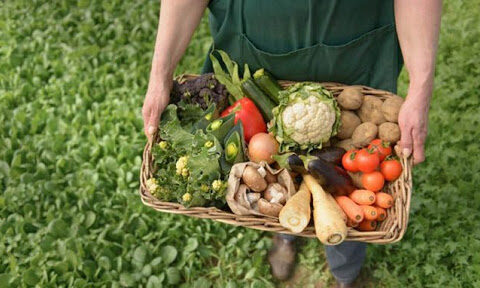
[248,133,279,164]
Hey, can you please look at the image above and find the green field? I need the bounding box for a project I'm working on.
[1,1,479,287]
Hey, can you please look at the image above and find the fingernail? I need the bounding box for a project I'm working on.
[403,148,411,157]
[148,126,156,135]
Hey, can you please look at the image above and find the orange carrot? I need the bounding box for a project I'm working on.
[375,192,394,209]
[375,206,387,221]
[361,205,377,220]
[357,220,377,231]
[335,196,364,223]
[349,189,376,205]
[347,218,359,228]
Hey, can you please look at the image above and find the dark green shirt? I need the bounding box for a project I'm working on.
[203,0,403,93]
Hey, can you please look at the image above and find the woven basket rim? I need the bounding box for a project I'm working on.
[139,74,413,244]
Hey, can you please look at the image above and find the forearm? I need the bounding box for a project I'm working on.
[143,0,208,137]
[148,0,208,90]
[395,0,442,102]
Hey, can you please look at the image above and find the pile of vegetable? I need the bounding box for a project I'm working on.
[148,51,273,207]
[333,87,404,151]
[232,163,291,217]
[147,50,406,245]
[337,138,402,230]
[147,102,234,207]
[170,73,229,111]
[148,53,260,207]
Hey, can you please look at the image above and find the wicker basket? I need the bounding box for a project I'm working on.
[139,74,413,244]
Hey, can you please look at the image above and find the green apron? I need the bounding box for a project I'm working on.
[202,0,403,93]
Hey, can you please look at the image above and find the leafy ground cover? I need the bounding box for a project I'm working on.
[1,0,479,287]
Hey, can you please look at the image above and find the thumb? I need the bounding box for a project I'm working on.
[147,110,160,141]
[399,126,413,158]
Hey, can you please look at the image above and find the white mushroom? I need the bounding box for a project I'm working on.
[242,166,267,192]
[263,183,287,205]
[257,199,283,217]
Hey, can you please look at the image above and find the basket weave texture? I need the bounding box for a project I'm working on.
[139,74,413,244]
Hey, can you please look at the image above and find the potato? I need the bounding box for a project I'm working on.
[337,86,364,110]
[352,122,378,147]
[382,96,404,122]
[337,110,361,139]
[357,96,386,125]
[379,122,401,143]
[334,138,356,151]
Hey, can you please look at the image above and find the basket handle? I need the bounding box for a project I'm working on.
[147,128,159,151]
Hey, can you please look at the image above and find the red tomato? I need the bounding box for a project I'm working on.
[355,149,380,173]
[361,171,385,192]
[342,150,359,172]
[368,139,392,161]
[380,158,403,181]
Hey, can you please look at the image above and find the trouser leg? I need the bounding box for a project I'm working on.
[325,241,367,284]
[278,233,296,242]
[269,233,297,280]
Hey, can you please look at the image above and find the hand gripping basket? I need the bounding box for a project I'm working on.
[140,74,413,244]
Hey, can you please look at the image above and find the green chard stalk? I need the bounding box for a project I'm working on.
[193,103,217,132]
[220,120,247,174]
[206,113,235,142]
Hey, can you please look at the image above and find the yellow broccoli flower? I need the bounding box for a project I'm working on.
[146,178,159,193]
[200,184,209,192]
[176,156,189,175]
[212,179,224,192]
[182,193,192,202]
[181,168,189,178]
[158,141,168,150]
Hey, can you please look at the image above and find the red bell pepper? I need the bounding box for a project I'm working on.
[221,98,266,143]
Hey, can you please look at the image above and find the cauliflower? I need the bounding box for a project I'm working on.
[270,83,340,152]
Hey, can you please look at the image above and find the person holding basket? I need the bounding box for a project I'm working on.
[142,0,441,286]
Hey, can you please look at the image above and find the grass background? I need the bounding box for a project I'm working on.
[1,0,479,287]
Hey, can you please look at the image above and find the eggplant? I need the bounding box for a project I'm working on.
[275,152,355,196]
[303,156,355,196]
[309,147,346,165]
[272,152,308,175]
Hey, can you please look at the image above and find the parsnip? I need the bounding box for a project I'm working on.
[325,193,347,223]
[304,175,348,245]
[279,183,311,233]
